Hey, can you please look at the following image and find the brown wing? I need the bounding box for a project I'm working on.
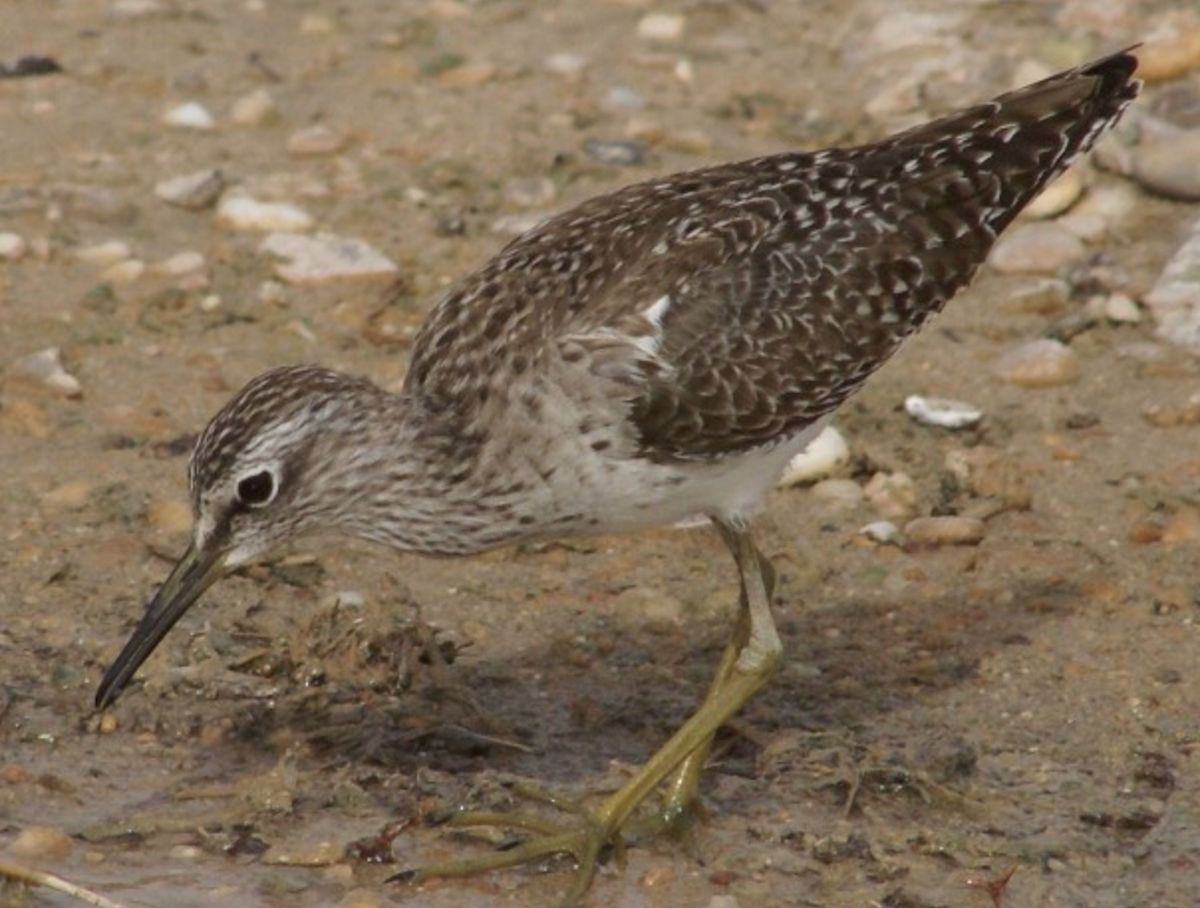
[405,50,1139,460]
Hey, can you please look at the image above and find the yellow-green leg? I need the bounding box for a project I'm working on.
[393,519,783,908]
[655,521,777,838]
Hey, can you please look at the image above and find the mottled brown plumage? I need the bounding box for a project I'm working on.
[97,49,1140,908]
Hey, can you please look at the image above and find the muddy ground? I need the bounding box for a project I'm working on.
[3,2,1200,907]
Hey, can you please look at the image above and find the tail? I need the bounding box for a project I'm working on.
[874,46,1141,239]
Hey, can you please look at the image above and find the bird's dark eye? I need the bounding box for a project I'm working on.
[236,470,276,507]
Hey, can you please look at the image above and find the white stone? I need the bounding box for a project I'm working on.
[809,478,864,506]
[217,195,315,232]
[75,240,131,266]
[0,232,28,260]
[859,521,901,544]
[110,0,163,18]
[286,124,346,156]
[905,516,986,547]
[299,12,338,34]
[545,53,588,79]
[993,338,1080,387]
[1131,129,1200,201]
[637,12,685,42]
[491,212,551,236]
[163,101,216,130]
[12,347,82,397]
[988,222,1086,274]
[1145,217,1200,353]
[258,280,288,304]
[863,471,917,519]
[1023,167,1085,219]
[904,395,983,429]
[1057,183,1140,241]
[156,251,206,276]
[779,425,850,485]
[155,169,224,209]
[260,232,398,283]
[230,88,277,126]
[1104,293,1142,324]
[101,259,145,284]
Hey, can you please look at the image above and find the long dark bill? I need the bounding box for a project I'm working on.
[94,541,227,709]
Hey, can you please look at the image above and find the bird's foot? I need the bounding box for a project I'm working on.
[391,776,710,907]
[390,781,622,908]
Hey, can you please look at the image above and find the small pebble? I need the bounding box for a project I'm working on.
[12,347,83,398]
[638,863,676,890]
[780,426,850,485]
[706,897,741,908]
[863,471,917,519]
[436,62,497,89]
[100,259,145,284]
[155,169,224,209]
[98,712,118,734]
[287,124,347,156]
[491,212,550,236]
[904,395,982,430]
[1139,10,1200,83]
[0,232,28,260]
[1004,278,1071,316]
[299,12,338,34]
[504,176,558,208]
[0,765,32,784]
[258,280,288,304]
[49,184,136,225]
[904,515,985,547]
[613,587,685,627]
[637,12,686,42]
[1144,217,1200,353]
[584,139,646,167]
[162,101,216,130]
[1129,519,1163,545]
[230,87,277,126]
[427,0,471,20]
[110,0,163,17]
[168,845,204,861]
[859,520,900,544]
[545,52,588,79]
[809,478,864,507]
[988,222,1085,274]
[1102,293,1142,324]
[1130,128,1200,201]
[1023,167,1085,219]
[43,480,95,510]
[262,839,342,866]
[604,86,645,111]
[217,195,315,232]
[1162,509,1200,543]
[1057,183,1139,240]
[260,232,398,283]
[156,251,206,276]
[11,826,73,861]
[75,239,131,267]
[993,338,1080,387]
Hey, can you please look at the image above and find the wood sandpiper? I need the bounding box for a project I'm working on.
[96,48,1139,907]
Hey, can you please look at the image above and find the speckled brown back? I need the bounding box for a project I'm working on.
[405,50,1139,462]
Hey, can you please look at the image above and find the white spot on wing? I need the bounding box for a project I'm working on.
[644,294,671,329]
[633,294,671,356]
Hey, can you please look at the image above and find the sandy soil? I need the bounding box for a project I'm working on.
[3,2,1200,908]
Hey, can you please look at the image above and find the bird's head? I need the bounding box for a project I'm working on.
[95,365,384,708]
